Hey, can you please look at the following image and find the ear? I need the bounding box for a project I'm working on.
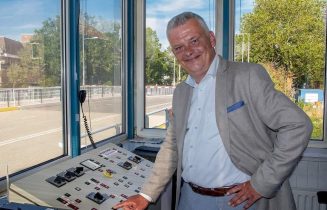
[209,31,216,47]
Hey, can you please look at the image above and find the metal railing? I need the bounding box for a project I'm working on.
[145,108,170,129]
[0,86,123,108]
[145,86,175,96]
[0,85,175,108]
[81,123,122,138]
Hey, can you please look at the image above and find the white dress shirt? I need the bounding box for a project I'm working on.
[181,56,250,188]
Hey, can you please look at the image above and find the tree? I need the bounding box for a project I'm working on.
[6,16,61,87]
[33,16,61,86]
[6,44,45,88]
[82,18,122,86]
[262,62,294,99]
[145,28,175,85]
[237,0,325,88]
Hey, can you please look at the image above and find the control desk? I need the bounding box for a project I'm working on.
[9,143,154,210]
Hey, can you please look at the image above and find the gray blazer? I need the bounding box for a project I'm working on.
[142,56,313,210]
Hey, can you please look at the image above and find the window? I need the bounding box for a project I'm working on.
[79,0,124,147]
[234,0,326,142]
[0,0,63,177]
[144,0,216,129]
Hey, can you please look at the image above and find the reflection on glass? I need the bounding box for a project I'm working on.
[0,0,63,177]
[234,0,325,140]
[145,0,216,129]
[79,0,123,147]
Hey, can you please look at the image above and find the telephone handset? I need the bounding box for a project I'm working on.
[79,90,86,104]
[79,90,96,149]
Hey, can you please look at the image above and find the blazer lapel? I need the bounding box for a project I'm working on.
[176,84,193,156]
[215,56,231,153]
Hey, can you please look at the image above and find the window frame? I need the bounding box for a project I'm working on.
[77,0,128,152]
[136,0,327,147]
[228,0,327,148]
[135,0,167,138]
[135,0,220,138]
[0,0,129,188]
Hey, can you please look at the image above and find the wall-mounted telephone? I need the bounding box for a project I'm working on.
[79,90,86,104]
[79,90,96,149]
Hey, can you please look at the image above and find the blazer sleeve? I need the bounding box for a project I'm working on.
[140,116,178,202]
[248,65,313,198]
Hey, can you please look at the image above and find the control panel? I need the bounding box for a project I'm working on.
[9,143,154,210]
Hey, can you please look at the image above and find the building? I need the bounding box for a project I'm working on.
[0,36,23,87]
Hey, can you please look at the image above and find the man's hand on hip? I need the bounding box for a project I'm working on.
[112,194,149,210]
[226,181,262,209]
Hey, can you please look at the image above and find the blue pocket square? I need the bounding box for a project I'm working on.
[227,101,245,113]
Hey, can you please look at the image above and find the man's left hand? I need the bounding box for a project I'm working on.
[226,181,262,209]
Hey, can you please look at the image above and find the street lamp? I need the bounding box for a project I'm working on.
[173,57,181,86]
[82,36,98,86]
[173,57,176,86]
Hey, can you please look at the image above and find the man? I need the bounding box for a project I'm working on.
[114,12,312,210]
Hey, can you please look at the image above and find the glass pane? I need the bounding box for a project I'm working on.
[234,0,325,140]
[145,0,216,129]
[80,0,123,147]
[0,0,63,177]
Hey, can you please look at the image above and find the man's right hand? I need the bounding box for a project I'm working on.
[112,194,150,210]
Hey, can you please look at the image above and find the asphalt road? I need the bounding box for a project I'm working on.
[0,95,172,176]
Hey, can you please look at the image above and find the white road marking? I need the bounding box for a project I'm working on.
[0,128,62,147]
[0,114,121,148]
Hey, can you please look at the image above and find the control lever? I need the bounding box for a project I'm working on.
[54,176,65,184]
[65,171,75,179]
[94,192,104,201]
[75,167,84,174]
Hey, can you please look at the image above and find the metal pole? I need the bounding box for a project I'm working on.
[241,33,244,62]
[178,64,181,83]
[173,57,176,86]
[247,33,250,62]
[82,17,85,86]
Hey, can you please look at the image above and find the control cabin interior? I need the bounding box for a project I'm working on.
[0,1,326,210]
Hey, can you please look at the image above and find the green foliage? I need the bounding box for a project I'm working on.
[145,27,188,85]
[6,44,45,88]
[7,14,122,87]
[238,0,325,88]
[81,14,122,86]
[145,28,174,85]
[33,16,61,86]
[297,101,324,139]
[262,63,295,99]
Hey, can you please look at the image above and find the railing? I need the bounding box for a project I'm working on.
[81,123,122,138]
[0,85,175,108]
[145,108,170,129]
[0,86,122,108]
[145,86,175,96]
[0,87,62,107]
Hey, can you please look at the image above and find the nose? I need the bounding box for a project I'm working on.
[184,45,193,57]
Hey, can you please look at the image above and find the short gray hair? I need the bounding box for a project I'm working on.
[166,12,210,37]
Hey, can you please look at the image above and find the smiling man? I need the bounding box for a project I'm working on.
[113,12,312,210]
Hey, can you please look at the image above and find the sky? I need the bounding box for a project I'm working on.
[146,0,254,49]
[0,0,60,41]
[146,0,216,49]
[0,0,121,41]
[0,0,254,47]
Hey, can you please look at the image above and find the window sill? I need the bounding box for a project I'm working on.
[302,147,327,159]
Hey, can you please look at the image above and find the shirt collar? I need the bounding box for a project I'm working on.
[185,55,219,88]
